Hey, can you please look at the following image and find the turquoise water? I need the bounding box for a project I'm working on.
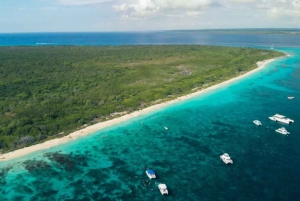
[0,46,299,200]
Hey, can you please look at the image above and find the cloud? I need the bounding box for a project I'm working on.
[113,0,214,18]
[154,0,213,10]
[267,0,300,19]
[228,0,257,3]
[224,0,300,19]
[59,0,113,5]
[292,0,300,9]
[113,1,160,18]
[268,7,300,19]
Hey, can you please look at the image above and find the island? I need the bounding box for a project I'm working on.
[0,45,284,157]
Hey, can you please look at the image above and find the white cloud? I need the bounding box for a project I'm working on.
[154,0,213,10]
[268,7,300,18]
[292,0,300,9]
[113,0,159,18]
[59,0,113,5]
[266,0,300,19]
[228,0,257,3]
[113,0,214,18]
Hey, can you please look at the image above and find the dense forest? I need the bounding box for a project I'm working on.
[0,45,284,152]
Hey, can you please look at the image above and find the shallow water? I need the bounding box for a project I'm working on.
[0,46,299,201]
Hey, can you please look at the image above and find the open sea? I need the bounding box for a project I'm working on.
[0,31,300,201]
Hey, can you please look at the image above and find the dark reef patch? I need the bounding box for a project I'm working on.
[23,160,51,173]
[44,152,88,171]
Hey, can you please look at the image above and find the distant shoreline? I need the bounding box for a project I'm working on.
[0,55,286,162]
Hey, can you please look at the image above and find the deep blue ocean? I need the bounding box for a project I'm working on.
[0,32,300,201]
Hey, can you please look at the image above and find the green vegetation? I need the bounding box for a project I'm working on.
[0,45,284,152]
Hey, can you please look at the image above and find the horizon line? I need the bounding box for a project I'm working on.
[1,28,300,34]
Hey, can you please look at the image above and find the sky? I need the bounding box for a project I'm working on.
[0,0,300,32]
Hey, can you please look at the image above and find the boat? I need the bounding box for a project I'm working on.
[275,127,290,135]
[158,184,168,195]
[270,44,274,50]
[269,114,294,124]
[288,97,294,100]
[220,153,233,164]
[253,120,262,126]
[145,169,156,179]
[164,126,168,130]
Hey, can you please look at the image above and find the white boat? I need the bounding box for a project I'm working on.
[270,44,274,50]
[220,153,233,164]
[164,126,168,130]
[288,97,294,100]
[269,114,294,124]
[275,127,290,135]
[145,169,156,179]
[253,120,262,126]
[158,184,168,195]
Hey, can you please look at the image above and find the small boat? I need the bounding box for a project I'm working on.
[270,44,274,50]
[164,126,168,130]
[145,169,156,179]
[253,120,262,126]
[275,127,290,135]
[158,184,168,195]
[288,97,294,100]
[220,153,233,164]
[269,114,294,124]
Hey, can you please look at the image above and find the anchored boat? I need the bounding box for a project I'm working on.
[253,120,262,126]
[269,114,294,124]
[275,127,290,135]
[220,153,233,164]
[158,184,168,195]
[145,169,156,179]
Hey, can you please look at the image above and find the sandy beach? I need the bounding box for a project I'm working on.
[0,56,284,161]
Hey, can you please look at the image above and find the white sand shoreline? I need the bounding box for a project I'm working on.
[0,56,285,161]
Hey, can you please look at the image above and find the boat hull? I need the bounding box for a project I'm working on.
[146,170,156,179]
[158,184,168,195]
[253,120,262,126]
[269,117,293,124]
[220,154,233,164]
[275,130,290,135]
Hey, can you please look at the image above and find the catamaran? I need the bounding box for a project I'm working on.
[269,114,294,124]
[220,153,233,164]
[145,169,156,179]
[275,127,290,135]
[158,184,168,195]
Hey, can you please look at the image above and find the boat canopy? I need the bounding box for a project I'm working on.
[147,169,155,174]
[159,184,167,188]
[274,114,286,118]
